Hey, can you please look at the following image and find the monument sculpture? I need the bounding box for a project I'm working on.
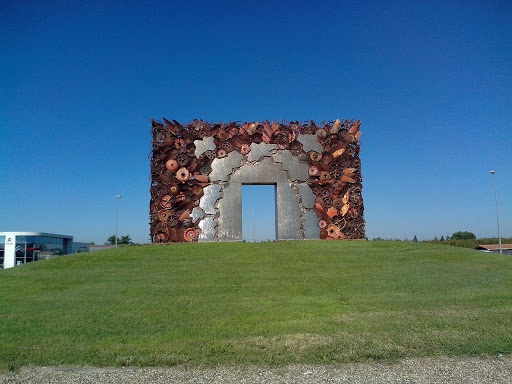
[149,119,364,242]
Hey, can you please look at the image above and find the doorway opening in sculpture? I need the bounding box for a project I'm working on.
[242,185,276,242]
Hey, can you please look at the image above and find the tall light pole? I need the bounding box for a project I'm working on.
[115,195,122,248]
[490,171,502,254]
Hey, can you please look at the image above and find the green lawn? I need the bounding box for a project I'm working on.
[1,241,511,371]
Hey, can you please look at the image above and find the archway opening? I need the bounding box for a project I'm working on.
[242,184,276,242]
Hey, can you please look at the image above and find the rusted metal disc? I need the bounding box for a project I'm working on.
[323,197,333,209]
[158,210,169,222]
[318,219,327,229]
[184,228,197,242]
[348,207,359,218]
[333,198,343,209]
[161,194,175,210]
[319,228,328,239]
[327,224,340,237]
[335,232,346,240]
[308,166,319,177]
[167,214,179,227]
[221,140,233,152]
[331,215,346,229]
[348,186,363,206]
[177,153,189,166]
[319,171,331,182]
[310,151,322,162]
[217,130,229,140]
[240,143,250,155]
[216,148,227,158]
[169,184,180,195]
[166,159,179,172]
[154,232,168,243]
[192,186,203,195]
[176,167,190,183]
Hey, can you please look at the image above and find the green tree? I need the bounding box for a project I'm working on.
[413,235,418,242]
[106,235,120,245]
[451,231,476,240]
[119,235,132,245]
[440,236,445,241]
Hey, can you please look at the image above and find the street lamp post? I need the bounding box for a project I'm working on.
[115,195,122,248]
[490,171,502,254]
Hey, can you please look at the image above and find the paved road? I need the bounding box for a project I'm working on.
[1,356,511,383]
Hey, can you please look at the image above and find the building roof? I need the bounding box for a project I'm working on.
[475,244,512,251]
[0,232,73,239]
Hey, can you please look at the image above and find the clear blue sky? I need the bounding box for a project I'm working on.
[1,1,511,244]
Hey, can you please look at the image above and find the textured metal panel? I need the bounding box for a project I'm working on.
[198,217,216,242]
[304,211,320,239]
[230,157,287,184]
[190,207,205,223]
[216,182,243,241]
[274,150,309,182]
[276,182,302,240]
[209,151,244,182]
[297,134,323,154]
[194,136,216,157]
[247,142,278,162]
[199,185,222,215]
[296,183,316,209]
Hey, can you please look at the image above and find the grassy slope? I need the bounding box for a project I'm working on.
[1,241,511,371]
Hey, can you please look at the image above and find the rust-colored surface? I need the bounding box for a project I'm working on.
[149,119,365,243]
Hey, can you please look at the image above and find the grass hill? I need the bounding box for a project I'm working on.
[1,241,511,371]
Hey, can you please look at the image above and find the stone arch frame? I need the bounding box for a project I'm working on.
[149,119,364,242]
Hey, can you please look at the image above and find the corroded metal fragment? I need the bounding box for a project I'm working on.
[190,207,205,223]
[194,136,216,157]
[209,151,244,182]
[304,211,321,239]
[274,150,309,182]
[216,183,242,241]
[276,182,302,240]
[198,217,216,242]
[297,134,323,153]
[247,142,278,162]
[199,185,222,215]
[296,183,316,209]
[230,158,287,184]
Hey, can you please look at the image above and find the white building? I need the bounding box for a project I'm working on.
[0,232,88,269]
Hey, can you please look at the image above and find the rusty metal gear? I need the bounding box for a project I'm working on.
[153,232,169,243]
[220,140,233,152]
[177,153,189,166]
[323,197,333,209]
